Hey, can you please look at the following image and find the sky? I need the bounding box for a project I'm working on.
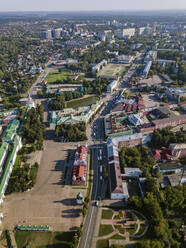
[0,0,186,12]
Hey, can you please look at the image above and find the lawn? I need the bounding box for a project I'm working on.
[127,224,138,235]
[114,225,125,235]
[110,234,126,240]
[101,210,113,219]
[99,225,114,237]
[65,95,99,109]
[15,231,75,248]
[96,239,108,248]
[46,70,72,84]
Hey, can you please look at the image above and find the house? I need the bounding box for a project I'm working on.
[169,143,186,158]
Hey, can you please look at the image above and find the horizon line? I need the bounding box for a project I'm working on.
[0,9,186,13]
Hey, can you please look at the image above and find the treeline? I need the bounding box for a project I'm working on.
[44,91,84,110]
[22,105,45,150]
[130,184,185,248]
[158,50,184,61]
[83,77,109,95]
[6,161,39,194]
[119,146,156,177]
[178,62,186,82]
[56,122,87,142]
[151,127,186,149]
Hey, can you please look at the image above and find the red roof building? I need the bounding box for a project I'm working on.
[72,165,87,185]
[72,145,88,185]
[152,147,171,162]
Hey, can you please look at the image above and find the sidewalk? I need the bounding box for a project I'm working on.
[9,231,17,248]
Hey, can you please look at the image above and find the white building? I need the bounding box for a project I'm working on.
[107,80,119,93]
[111,55,134,64]
[128,114,144,126]
[143,61,152,78]
[114,28,135,39]
[123,168,142,178]
[144,51,157,62]
[92,60,107,73]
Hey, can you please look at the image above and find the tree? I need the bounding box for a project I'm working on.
[0,69,4,80]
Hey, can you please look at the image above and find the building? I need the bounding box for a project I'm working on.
[111,55,134,64]
[144,51,157,62]
[19,95,35,109]
[138,27,153,35]
[46,84,83,94]
[153,114,186,129]
[128,113,144,127]
[92,60,107,73]
[0,119,22,204]
[53,101,103,127]
[157,163,183,174]
[41,30,52,40]
[114,28,135,39]
[109,162,127,200]
[138,27,146,35]
[165,87,186,102]
[123,168,141,178]
[107,80,119,93]
[104,113,133,138]
[53,28,62,38]
[72,145,88,186]
[143,61,152,78]
[169,143,186,158]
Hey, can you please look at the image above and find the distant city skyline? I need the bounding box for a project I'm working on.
[0,0,186,12]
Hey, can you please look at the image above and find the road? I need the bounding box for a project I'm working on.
[78,64,137,248]
[27,60,136,248]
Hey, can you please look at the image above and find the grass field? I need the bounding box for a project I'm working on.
[114,225,125,235]
[15,231,75,248]
[101,210,113,219]
[46,70,72,84]
[110,234,126,240]
[99,225,113,237]
[65,95,99,109]
[96,239,108,248]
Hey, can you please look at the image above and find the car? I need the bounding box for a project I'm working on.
[95,201,99,207]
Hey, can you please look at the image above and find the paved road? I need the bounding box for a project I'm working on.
[78,64,139,248]
[27,61,137,247]
[78,145,107,248]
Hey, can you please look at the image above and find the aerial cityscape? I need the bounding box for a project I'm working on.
[0,1,185,248]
